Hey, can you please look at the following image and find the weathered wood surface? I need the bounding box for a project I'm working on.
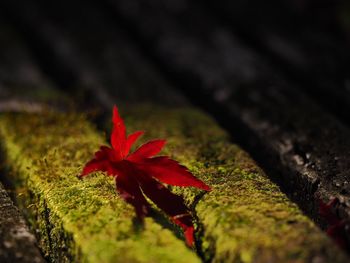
[0,182,45,263]
[200,0,350,125]
[0,0,186,109]
[39,0,187,107]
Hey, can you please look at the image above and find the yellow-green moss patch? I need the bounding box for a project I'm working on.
[121,104,348,263]
[0,112,200,263]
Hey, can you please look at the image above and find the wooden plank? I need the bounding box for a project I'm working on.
[37,0,187,107]
[0,106,347,262]
[200,0,350,125]
[120,105,348,262]
[0,0,186,110]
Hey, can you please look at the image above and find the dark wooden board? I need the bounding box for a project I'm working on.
[0,0,187,109]
[199,0,350,125]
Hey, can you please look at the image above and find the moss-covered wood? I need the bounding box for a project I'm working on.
[0,111,200,263]
[0,106,348,263]
[120,105,348,263]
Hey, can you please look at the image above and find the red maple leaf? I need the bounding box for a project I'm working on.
[81,105,211,246]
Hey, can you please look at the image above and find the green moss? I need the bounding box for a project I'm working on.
[121,104,347,263]
[0,112,200,263]
[1,105,347,263]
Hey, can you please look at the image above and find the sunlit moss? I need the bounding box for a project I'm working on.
[122,104,347,263]
[0,112,199,263]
